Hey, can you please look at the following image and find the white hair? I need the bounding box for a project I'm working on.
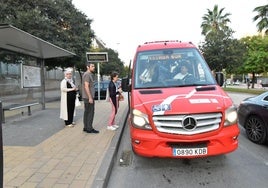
[64,68,73,75]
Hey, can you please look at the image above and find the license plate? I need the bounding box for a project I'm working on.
[173,147,208,156]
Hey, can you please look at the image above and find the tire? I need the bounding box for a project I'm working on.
[245,115,267,144]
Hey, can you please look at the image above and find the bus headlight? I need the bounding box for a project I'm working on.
[224,106,238,126]
[132,109,152,129]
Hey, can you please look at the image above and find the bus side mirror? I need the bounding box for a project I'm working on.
[215,72,224,86]
[121,77,131,92]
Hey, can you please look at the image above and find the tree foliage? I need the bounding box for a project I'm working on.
[238,35,268,88]
[200,29,246,73]
[240,35,268,74]
[199,5,246,73]
[253,4,268,35]
[0,0,94,71]
[0,0,125,78]
[201,5,231,36]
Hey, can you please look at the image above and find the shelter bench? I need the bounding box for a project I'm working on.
[1,101,40,123]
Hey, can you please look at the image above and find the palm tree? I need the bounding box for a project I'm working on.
[201,5,231,36]
[253,4,268,35]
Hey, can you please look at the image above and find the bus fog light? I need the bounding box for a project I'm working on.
[233,136,238,140]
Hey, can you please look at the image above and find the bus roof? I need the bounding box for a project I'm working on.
[136,41,196,52]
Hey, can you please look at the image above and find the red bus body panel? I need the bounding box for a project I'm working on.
[129,86,239,158]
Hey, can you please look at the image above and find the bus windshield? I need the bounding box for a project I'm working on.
[133,48,216,89]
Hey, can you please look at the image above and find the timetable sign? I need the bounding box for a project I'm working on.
[86,52,108,62]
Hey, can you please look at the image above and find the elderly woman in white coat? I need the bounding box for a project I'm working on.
[60,68,78,127]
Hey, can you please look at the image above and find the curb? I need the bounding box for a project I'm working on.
[91,104,129,188]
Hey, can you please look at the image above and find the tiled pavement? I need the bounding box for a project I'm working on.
[2,99,128,188]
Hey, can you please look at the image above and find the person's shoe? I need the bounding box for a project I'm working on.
[72,122,76,125]
[66,124,74,127]
[107,126,116,131]
[87,129,99,133]
[83,128,87,132]
[113,125,119,129]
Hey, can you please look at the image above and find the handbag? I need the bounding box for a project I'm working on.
[75,95,81,106]
[119,93,124,101]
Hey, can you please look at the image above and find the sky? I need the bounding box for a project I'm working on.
[72,0,267,64]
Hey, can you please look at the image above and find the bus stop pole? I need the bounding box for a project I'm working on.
[40,59,46,110]
[97,62,100,101]
[0,100,4,188]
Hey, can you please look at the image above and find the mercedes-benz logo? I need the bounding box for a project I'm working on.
[182,116,197,131]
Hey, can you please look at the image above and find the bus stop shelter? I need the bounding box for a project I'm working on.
[0,24,76,108]
[0,24,76,187]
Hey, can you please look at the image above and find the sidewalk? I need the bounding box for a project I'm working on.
[2,98,128,187]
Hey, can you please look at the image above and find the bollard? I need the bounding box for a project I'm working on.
[0,101,3,188]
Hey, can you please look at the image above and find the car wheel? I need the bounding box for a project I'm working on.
[245,115,267,144]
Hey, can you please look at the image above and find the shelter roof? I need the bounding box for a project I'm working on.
[0,24,75,59]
